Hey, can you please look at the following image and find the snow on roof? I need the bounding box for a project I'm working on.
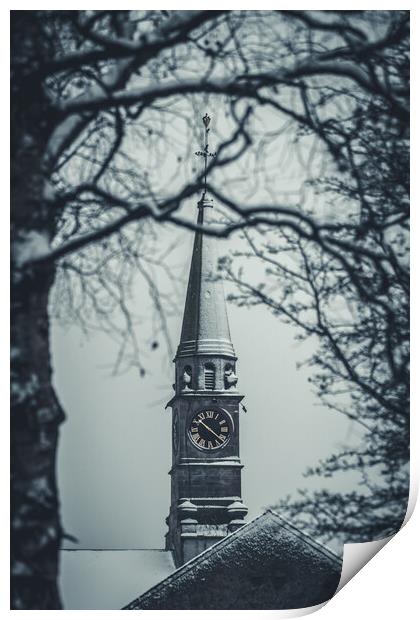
[60,549,175,610]
[125,510,343,610]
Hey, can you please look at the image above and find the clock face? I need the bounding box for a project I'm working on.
[188,409,231,451]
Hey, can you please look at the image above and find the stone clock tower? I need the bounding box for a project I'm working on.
[165,114,247,567]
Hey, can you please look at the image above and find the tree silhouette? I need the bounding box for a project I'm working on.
[11,10,409,608]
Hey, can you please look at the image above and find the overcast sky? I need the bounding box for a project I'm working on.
[52,224,363,551]
[49,84,369,553]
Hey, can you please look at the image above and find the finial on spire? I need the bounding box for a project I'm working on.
[195,112,216,200]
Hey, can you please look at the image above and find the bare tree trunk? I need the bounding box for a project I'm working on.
[11,12,65,609]
[11,267,65,609]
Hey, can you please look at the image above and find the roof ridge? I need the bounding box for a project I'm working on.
[124,513,268,608]
[264,509,342,563]
[124,510,341,609]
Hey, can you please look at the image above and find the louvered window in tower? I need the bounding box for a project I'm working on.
[204,364,216,390]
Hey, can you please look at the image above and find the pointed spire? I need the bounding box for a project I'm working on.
[176,115,235,360]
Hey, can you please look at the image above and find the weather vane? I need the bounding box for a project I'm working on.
[195,113,216,199]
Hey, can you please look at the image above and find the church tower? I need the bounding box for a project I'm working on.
[165,114,248,567]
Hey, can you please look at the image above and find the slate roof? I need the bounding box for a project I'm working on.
[124,510,343,610]
[60,549,175,610]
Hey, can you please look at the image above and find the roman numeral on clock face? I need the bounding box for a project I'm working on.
[188,410,231,451]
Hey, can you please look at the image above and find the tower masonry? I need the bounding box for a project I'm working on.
[165,115,247,567]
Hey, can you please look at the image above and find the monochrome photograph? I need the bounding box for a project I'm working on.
[10,9,409,610]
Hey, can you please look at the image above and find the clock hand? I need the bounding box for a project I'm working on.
[198,420,225,441]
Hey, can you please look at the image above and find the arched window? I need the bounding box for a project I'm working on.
[204,363,216,390]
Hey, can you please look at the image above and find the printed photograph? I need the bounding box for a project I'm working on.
[10,9,409,610]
